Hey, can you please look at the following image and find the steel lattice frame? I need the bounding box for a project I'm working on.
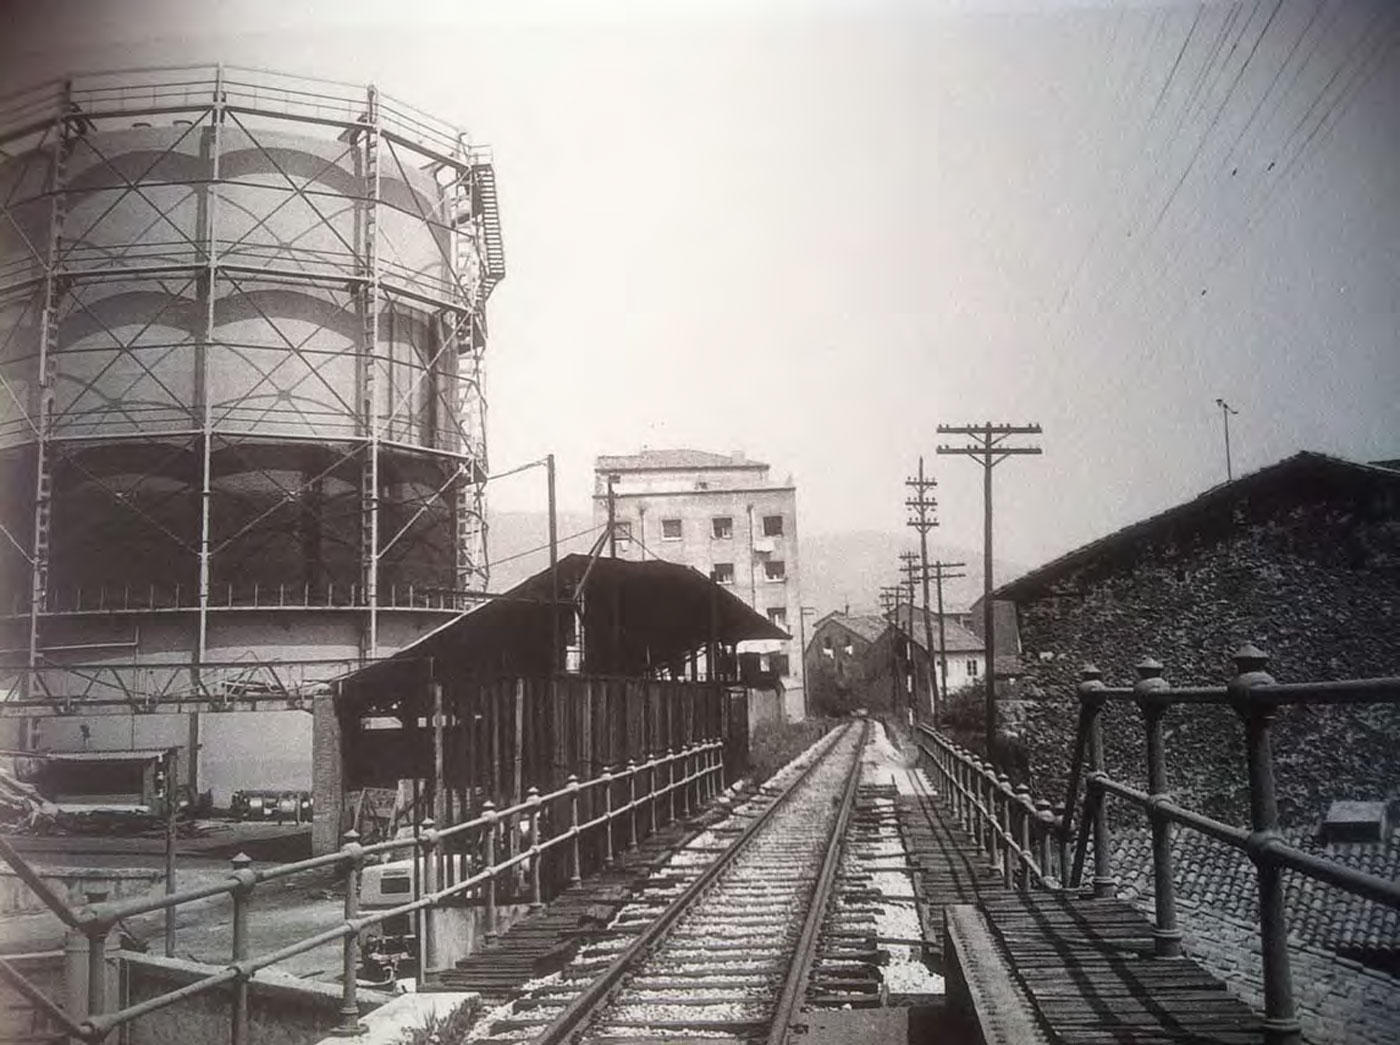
[0,66,505,715]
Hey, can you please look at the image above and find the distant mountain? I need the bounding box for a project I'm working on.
[483,510,1027,617]
[799,530,1027,618]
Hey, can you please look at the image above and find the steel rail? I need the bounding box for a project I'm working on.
[533,722,857,1045]
[766,718,870,1045]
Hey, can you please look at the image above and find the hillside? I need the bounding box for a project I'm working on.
[484,510,1028,618]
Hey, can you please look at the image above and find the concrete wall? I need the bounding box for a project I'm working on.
[0,865,161,915]
[1173,896,1400,1045]
[1010,481,1400,825]
[430,902,532,971]
[121,952,389,1045]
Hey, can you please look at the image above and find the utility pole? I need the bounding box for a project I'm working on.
[905,457,940,725]
[879,584,901,713]
[937,421,1042,759]
[606,473,619,558]
[899,551,921,723]
[547,454,559,675]
[1214,398,1238,481]
[926,559,966,706]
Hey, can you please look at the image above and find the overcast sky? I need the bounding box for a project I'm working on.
[4,0,1397,575]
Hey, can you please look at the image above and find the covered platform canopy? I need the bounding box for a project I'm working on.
[343,552,789,693]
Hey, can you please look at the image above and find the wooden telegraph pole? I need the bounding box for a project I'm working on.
[936,422,1042,758]
[926,559,966,706]
[905,458,939,725]
[878,584,901,713]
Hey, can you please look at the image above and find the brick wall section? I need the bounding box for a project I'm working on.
[1012,477,1400,826]
[1167,896,1400,1044]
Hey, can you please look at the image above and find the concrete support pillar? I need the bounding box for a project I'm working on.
[311,693,344,856]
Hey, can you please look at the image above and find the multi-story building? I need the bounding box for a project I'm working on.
[592,449,804,720]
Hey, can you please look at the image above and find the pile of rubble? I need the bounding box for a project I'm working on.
[0,768,59,832]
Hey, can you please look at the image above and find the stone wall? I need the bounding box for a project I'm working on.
[1013,480,1400,826]
[122,952,389,1045]
[1172,896,1400,1045]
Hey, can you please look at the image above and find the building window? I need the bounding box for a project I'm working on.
[770,652,790,676]
[764,559,786,582]
[762,515,784,537]
[711,562,735,585]
[822,637,834,658]
[711,516,733,539]
[967,659,979,677]
[614,520,632,547]
[767,606,787,627]
[661,518,682,540]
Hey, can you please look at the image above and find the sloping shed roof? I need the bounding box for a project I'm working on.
[345,552,787,687]
[596,449,768,472]
[1113,826,1400,956]
[992,452,1400,602]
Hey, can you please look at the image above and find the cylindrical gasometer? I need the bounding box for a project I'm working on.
[0,67,503,796]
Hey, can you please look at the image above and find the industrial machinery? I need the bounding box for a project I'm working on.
[0,67,504,771]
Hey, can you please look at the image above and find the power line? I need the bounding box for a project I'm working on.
[490,523,605,568]
[936,422,1042,759]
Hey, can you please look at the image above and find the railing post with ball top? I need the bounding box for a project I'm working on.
[1135,657,1181,957]
[230,852,254,1045]
[1080,665,1113,898]
[334,829,365,1036]
[527,786,543,910]
[482,801,498,937]
[1230,643,1300,1045]
[997,773,1015,888]
[1015,784,1033,890]
[1035,798,1054,885]
[567,776,581,886]
[601,767,615,867]
[626,760,639,850]
[420,817,439,969]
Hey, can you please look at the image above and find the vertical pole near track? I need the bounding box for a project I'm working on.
[936,423,1042,758]
[567,776,581,886]
[1231,645,1300,1045]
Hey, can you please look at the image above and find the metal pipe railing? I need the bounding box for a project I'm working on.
[0,739,724,1043]
[917,645,1400,1045]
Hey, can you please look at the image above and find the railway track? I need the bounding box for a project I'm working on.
[466,719,869,1044]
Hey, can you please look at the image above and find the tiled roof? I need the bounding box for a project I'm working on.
[992,451,1400,602]
[824,614,890,645]
[596,449,768,472]
[901,614,985,654]
[1111,826,1400,954]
